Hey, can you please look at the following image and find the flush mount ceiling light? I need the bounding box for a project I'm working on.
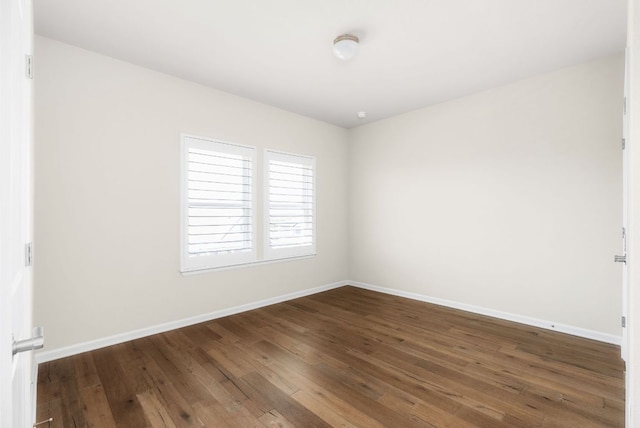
[333,34,359,60]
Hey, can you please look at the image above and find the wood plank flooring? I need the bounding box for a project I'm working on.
[36,286,625,427]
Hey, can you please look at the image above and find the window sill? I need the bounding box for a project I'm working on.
[180,253,316,275]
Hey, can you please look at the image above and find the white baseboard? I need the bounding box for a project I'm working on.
[35,280,348,364]
[349,281,622,346]
[36,278,620,363]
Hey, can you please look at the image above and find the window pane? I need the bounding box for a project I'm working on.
[182,136,256,271]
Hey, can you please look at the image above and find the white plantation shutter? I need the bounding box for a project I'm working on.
[181,136,256,271]
[264,150,316,260]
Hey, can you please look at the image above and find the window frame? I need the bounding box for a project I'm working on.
[263,150,317,261]
[180,134,257,272]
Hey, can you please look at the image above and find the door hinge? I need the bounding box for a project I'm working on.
[622,138,626,150]
[622,316,626,328]
[25,54,33,79]
[25,242,32,266]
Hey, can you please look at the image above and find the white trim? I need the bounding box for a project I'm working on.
[35,280,348,364]
[35,279,621,364]
[349,281,622,345]
[181,254,315,275]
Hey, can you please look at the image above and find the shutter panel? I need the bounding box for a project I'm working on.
[264,151,316,259]
[182,136,256,271]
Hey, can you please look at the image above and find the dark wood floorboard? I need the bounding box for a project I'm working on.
[36,286,625,427]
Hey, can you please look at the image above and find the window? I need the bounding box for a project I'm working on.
[181,136,315,272]
[264,150,316,260]
[181,135,256,271]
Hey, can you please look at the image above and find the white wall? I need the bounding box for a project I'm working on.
[348,55,624,337]
[34,37,349,352]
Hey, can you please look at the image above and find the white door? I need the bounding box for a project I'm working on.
[0,0,37,427]
[621,47,630,362]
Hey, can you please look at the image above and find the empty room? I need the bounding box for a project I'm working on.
[3,0,640,427]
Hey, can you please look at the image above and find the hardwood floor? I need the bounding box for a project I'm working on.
[36,286,625,427]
